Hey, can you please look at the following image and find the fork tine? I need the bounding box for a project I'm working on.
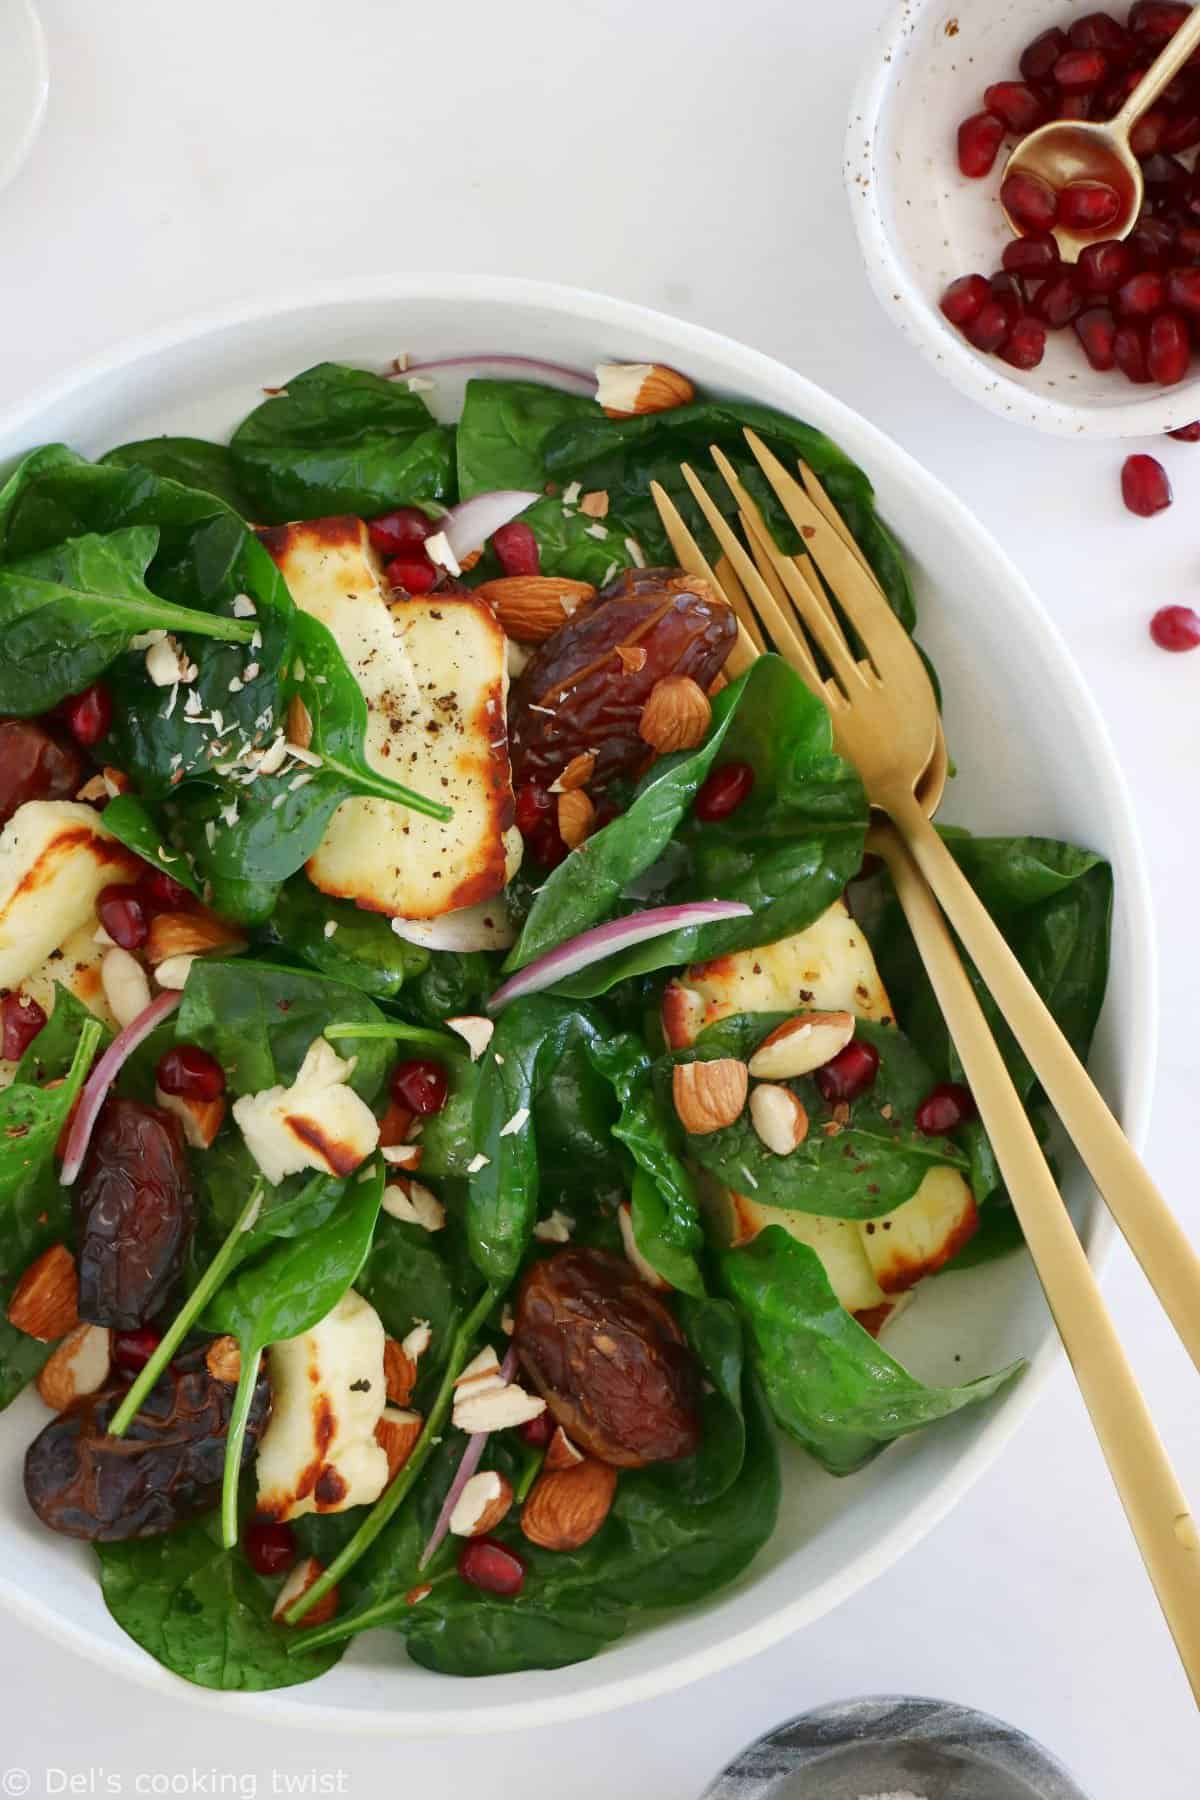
[708,442,842,634]
[649,480,760,674]
[677,462,829,683]
[740,516,824,694]
[797,458,886,595]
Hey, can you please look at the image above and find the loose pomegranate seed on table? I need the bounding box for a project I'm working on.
[96,884,149,952]
[915,1083,978,1137]
[458,1535,526,1597]
[1002,234,1060,281]
[491,520,540,578]
[814,1040,881,1106]
[112,1327,162,1375]
[1001,170,1059,233]
[1058,180,1122,231]
[1074,307,1119,369]
[1168,420,1200,439]
[1,992,47,1062]
[59,683,111,747]
[694,762,755,823]
[156,1045,226,1102]
[385,555,437,596]
[1150,604,1200,649]
[1147,310,1192,382]
[1122,453,1173,515]
[243,1520,297,1577]
[367,507,432,557]
[390,1058,449,1116]
[939,273,991,326]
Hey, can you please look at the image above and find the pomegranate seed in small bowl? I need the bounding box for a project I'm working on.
[1115,271,1167,318]
[999,318,1047,370]
[1000,170,1059,234]
[1020,27,1067,84]
[963,300,1012,352]
[1113,321,1152,384]
[1147,311,1192,384]
[1001,234,1060,281]
[939,273,991,326]
[1031,273,1085,330]
[1121,453,1173,515]
[983,81,1049,134]
[1150,604,1200,650]
[1074,307,1118,370]
[1058,180,1122,232]
[957,112,1006,179]
[1077,239,1134,296]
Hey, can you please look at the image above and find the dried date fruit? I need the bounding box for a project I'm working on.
[515,1247,702,1467]
[507,569,736,790]
[0,718,87,828]
[23,1342,270,1541]
[73,1098,195,1330]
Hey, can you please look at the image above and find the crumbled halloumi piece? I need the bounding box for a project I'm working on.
[0,802,141,995]
[256,1289,389,1521]
[256,517,521,918]
[232,1036,379,1186]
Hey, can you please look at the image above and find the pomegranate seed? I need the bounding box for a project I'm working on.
[1057,92,1096,119]
[491,521,540,578]
[519,1410,554,1448]
[1115,269,1166,316]
[1128,216,1177,268]
[1032,273,1086,328]
[1165,265,1200,310]
[1074,306,1119,368]
[1129,1,1191,44]
[1078,238,1134,293]
[964,300,1012,351]
[1070,11,1135,56]
[1053,48,1109,90]
[1149,309,1193,382]
[59,683,111,747]
[530,822,569,869]
[1001,170,1059,233]
[112,1327,161,1374]
[1130,107,1170,155]
[1142,152,1190,211]
[1020,27,1068,83]
[1174,224,1200,261]
[957,112,1006,179]
[1168,419,1200,438]
[989,272,1025,327]
[514,781,554,837]
[97,884,149,952]
[243,1520,297,1576]
[385,555,437,596]
[1122,453,1173,514]
[814,1040,880,1105]
[367,508,432,557]
[1162,108,1200,152]
[1059,180,1122,231]
[156,1044,226,1101]
[1002,234,1061,280]
[139,867,192,911]
[458,1535,526,1597]
[983,81,1049,133]
[1113,320,1152,381]
[999,318,1047,369]
[1150,604,1200,649]
[1,992,47,1062]
[915,1083,977,1136]
[939,273,991,326]
[694,762,755,822]
[390,1058,449,1116]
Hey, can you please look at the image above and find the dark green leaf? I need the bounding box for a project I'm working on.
[456,379,600,498]
[103,438,251,514]
[98,794,202,896]
[259,877,430,1000]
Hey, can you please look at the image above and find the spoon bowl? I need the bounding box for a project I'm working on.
[1001,123,1143,263]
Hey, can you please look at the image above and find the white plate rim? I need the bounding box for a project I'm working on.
[0,272,1158,1732]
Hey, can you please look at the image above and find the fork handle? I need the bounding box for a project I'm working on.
[889,787,1200,1375]
[875,823,1200,1705]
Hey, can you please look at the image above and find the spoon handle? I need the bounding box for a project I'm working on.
[1115,10,1200,129]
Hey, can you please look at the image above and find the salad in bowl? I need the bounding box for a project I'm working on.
[0,354,1111,1691]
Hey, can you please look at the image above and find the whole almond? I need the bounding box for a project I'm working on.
[8,1244,79,1342]
[476,576,597,643]
[544,1426,584,1472]
[272,1556,337,1627]
[551,751,596,793]
[749,1084,809,1155]
[383,1337,418,1405]
[557,789,595,850]
[146,910,246,966]
[672,1058,748,1135]
[521,1457,618,1551]
[638,676,712,754]
[156,1086,225,1149]
[747,1012,856,1080]
[286,693,313,750]
[375,1406,423,1480]
[36,1322,111,1410]
[595,361,695,417]
[205,1335,242,1384]
[449,1468,513,1537]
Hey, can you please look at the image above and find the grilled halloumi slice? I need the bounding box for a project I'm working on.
[257,518,522,919]
[0,801,140,994]
[669,901,977,1327]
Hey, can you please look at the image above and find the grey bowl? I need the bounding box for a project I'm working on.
[702,1696,1091,1800]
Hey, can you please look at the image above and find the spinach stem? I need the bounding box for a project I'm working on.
[288,1566,459,1655]
[323,1022,458,1051]
[323,754,453,824]
[283,1285,496,1625]
[220,1343,264,1550]
[515,1443,546,1505]
[59,588,258,645]
[107,1183,265,1438]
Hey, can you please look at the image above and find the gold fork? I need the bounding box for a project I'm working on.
[650,448,1200,1704]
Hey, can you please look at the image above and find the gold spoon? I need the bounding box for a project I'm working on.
[1003,9,1200,262]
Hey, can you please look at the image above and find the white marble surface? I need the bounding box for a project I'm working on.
[0,1,1196,1793]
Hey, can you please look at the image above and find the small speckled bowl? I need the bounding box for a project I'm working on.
[702,1695,1092,1799]
[844,0,1200,437]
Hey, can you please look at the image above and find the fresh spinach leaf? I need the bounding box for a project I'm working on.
[14,987,109,1084]
[260,877,429,999]
[98,793,202,897]
[651,1293,746,1505]
[356,1216,467,1394]
[456,379,600,497]
[96,1509,344,1691]
[103,438,251,513]
[230,364,456,522]
[720,1226,1021,1475]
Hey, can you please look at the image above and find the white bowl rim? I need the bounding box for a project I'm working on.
[0,271,1158,1732]
[844,0,1200,439]
[0,0,48,198]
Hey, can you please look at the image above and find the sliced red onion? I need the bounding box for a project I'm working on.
[437,490,539,563]
[60,990,182,1185]
[390,353,593,388]
[488,901,753,1013]
[419,1344,518,1570]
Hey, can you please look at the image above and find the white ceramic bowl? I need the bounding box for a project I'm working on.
[0,276,1156,1732]
[846,0,1200,437]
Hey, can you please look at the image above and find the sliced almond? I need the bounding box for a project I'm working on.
[521,1457,617,1551]
[453,1383,546,1436]
[672,1058,748,1135]
[595,361,695,417]
[544,1426,584,1472]
[455,1345,502,1390]
[380,1142,423,1171]
[378,1099,416,1147]
[101,946,151,1030]
[205,1334,242,1384]
[578,490,609,519]
[445,1015,494,1061]
[155,1085,225,1150]
[272,1556,337,1627]
[749,1084,809,1155]
[383,1337,418,1406]
[557,788,595,850]
[747,1012,856,1080]
[638,676,712,754]
[375,1405,423,1481]
[616,644,647,674]
[7,1244,79,1342]
[286,693,313,751]
[35,1322,110,1410]
[153,954,197,992]
[449,1468,513,1537]
[617,1201,670,1291]
[475,575,597,643]
[401,1320,432,1362]
[550,751,596,794]
[381,1178,444,1231]
[146,910,246,966]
